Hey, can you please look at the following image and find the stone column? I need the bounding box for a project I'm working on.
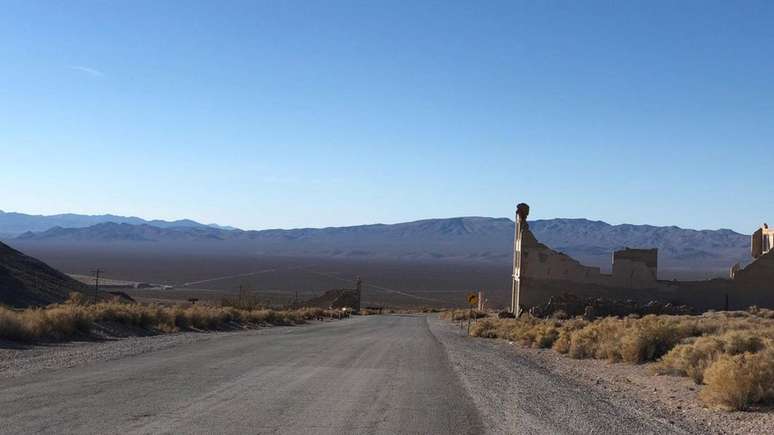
[511,203,529,315]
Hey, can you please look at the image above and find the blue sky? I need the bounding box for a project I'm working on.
[1,1,772,232]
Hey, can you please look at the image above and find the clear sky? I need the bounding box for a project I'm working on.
[1,1,772,232]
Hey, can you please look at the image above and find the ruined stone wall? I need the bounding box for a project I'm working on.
[509,204,774,312]
[733,249,774,290]
[611,248,658,289]
[519,229,661,290]
[520,228,607,285]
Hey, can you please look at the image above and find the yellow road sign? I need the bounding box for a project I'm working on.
[467,292,478,306]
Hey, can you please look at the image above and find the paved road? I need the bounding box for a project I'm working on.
[0,316,483,434]
[0,315,698,434]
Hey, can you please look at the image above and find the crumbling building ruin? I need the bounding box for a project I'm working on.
[612,248,658,289]
[752,224,774,259]
[510,204,774,314]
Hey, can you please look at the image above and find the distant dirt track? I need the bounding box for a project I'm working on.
[180,268,278,286]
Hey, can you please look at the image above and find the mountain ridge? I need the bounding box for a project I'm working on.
[0,210,238,236]
[9,216,752,279]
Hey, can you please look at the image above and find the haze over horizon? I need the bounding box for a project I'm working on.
[0,208,754,234]
[2,1,773,233]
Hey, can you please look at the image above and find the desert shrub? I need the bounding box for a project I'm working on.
[66,292,90,306]
[521,322,560,348]
[220,295,264,311]
[619,316,688,363]
[0,305,91,341]
[0,301,340,342]
[292,307,326,320]
[534,324,560,348]
[43,305,92,337]
[0,307,26,340]
[655,330,769,384]
[567,317,624,360]
[700,349,774,410]
[655,336,725,383]
[552,318,589,354]
[439,310,454,320]
[440,309,487,321]
[721,330,765,355]
[446,306,774,411]
[469,318,500,338]
[561,315,711,363]
[449,309,774,412]
[468,317,561,349]
[755,309,774,319]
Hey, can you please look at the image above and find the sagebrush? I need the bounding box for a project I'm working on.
[439,309,487,321]
[0,295,336,342]
[465,308,774,411]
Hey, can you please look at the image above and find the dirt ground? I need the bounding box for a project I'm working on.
[450,325,774,434]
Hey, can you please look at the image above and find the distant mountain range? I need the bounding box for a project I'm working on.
[0,210,237,237]
[6,215,753,279]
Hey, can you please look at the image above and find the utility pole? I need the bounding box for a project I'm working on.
[511,203,530,316]
[355,276,362,312]
[91,269,103,304]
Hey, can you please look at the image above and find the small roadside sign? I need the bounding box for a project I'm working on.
[467,292,478,306]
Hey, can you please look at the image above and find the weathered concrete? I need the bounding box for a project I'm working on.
[612,248,658,288]
[751,224,774,259]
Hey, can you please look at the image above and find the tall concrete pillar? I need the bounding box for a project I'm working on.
[511,203,529,315]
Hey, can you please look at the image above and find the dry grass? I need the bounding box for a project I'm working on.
[0,294,336,342]
[699,349,774,411]
[464,308,774,411]
[439,309,487,321]
[358,308,382,315]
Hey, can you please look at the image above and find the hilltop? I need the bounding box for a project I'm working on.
[0,241,89,307]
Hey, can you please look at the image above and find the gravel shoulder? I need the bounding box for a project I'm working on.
[429,316,704,434]
[429,316,773,435]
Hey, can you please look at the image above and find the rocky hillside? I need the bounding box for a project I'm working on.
[0,241,89,307]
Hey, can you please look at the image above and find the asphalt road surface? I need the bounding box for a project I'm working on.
[0,315,695,434]
[0,316,483,434]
